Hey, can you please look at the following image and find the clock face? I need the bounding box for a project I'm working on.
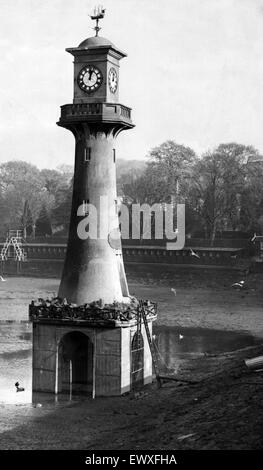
[108,67,118,94]
[77,65,103,93]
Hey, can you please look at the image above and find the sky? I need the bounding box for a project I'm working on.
[1,0,263,169]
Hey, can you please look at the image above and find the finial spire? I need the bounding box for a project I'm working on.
[90,5,106,37]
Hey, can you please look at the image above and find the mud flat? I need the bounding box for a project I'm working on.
[0,344,263,450]
[0,269,263,449]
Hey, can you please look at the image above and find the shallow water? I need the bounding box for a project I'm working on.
[0,320,260,404]
[153,325,261,373]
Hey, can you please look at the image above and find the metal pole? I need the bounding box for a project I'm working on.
[69,359,72,400]
[92,329,96,399]
[55,343,59,394]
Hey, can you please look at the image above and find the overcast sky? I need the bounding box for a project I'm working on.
[1,0,263,169]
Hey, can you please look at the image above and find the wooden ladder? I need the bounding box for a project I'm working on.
[139,300,162,388]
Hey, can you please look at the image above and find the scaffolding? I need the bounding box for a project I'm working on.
[0,230,27,262]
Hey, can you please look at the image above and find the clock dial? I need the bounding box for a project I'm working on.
[108,67,118,94]
[77,65,103,93]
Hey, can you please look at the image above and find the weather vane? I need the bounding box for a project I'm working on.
[90,5,106,37]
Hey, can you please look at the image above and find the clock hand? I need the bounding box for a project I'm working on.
[88,70,93,80]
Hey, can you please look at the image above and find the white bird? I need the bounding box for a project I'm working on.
[171,288,177,296]
[251,233,257,243]
[0,275,6,282]
[190,248,200,259]
[231,254,237,259]
[231,280,245,290]
[179,334,184,340]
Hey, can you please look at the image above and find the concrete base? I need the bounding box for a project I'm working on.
[32,320,153,397]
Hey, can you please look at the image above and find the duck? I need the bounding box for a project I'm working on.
[15,382,25,392]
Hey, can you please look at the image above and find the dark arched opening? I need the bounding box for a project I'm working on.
[131,331,144,389]
[58,331,93,395]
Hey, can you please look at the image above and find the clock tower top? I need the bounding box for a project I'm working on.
[65,6,127,105]
[58,6,133,133]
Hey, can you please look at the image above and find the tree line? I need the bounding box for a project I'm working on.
[0,161,73,239]
[0,141,263,243]
[121,141,263,244]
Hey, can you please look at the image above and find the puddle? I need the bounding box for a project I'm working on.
[0,322,261,405]
[154,325,262,373]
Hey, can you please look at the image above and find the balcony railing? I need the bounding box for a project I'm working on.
[60,102,132,122]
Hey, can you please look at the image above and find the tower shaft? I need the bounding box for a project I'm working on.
[57,109,132,305]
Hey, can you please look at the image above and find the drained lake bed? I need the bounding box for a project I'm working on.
[0,269,263,405]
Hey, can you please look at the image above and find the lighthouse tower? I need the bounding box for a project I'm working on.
[57,10,133,306]
[30,9,157,397]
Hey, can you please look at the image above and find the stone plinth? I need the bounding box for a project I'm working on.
[30,300,156,396]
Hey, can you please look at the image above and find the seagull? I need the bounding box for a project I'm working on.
[0,275,6,282]
[190,248,200,259]
[251,233,257,243]
[179,334,184,340]
[15,382,25,392]
[231,254,237,259]
[171,288,177,296]
[231,280,245,290]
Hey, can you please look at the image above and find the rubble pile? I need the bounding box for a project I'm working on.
[29,296,157,324]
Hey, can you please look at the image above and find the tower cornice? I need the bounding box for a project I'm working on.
[66,45,127,61]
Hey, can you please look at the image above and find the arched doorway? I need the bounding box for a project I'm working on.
[58,331,93,395]
[131,331,144,389]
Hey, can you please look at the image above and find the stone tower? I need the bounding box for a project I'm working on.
[57,32,133,306]
[30,10,157,397]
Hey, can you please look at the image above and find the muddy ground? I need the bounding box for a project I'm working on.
[0,344,263,450]
[0,267,263,450]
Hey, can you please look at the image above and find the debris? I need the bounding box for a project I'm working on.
[177,433,195,441]
[131,391,149,400]
[245,356,263,370]
[231,280,245,290]
[0,275,6,282]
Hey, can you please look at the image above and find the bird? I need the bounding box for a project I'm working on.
[171,288,177,296]
[251,233,257,243]
[179,334,184,340]
[230,254,237,259]
[189,248,200,259]
[0,275,6,282]
[15,382,25,392]
[231,280,245,290]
